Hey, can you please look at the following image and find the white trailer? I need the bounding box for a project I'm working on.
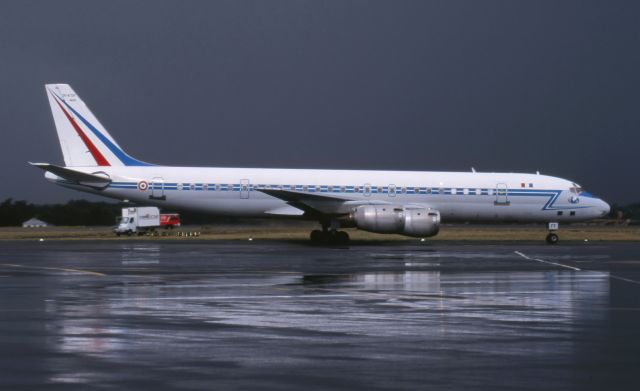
[114,207,161,236]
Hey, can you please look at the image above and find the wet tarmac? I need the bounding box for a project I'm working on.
[1,240,639,390]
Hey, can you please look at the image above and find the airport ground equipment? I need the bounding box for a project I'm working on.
[160,213,181,229]
[114,207,161,236]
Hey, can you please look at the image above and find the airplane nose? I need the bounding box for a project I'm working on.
[599,199,611,217]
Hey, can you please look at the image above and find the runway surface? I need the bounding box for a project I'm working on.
[1,240,639,390]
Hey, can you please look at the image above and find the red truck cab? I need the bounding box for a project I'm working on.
[160,214,181,229]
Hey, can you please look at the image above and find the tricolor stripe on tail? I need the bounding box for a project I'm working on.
[45,84,152,167]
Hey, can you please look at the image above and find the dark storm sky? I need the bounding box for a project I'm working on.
[1,1,639,204]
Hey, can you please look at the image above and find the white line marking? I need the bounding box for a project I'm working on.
[515,251,640,285]
[514,251,581,271]
[608,274,640,285]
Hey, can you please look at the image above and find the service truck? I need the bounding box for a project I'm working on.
[114,207,161,236]
[160,213,181,229]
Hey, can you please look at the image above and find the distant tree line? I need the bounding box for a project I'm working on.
[1,198,639,227]
[0,199,120,226]
[610,203,640,224]
[0,199,239,226]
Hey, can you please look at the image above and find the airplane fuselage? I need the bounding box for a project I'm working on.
[48,166,610,223]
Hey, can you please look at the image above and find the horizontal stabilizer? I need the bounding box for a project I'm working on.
[30,162,111,189]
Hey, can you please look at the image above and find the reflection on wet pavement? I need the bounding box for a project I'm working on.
[1,241,639,390]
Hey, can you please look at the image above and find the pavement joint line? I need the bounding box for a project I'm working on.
[514,251,581,271]
[311,285,459,300]
[107,294,351,300]
[0,263,106,277]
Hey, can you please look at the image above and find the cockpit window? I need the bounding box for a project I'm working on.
[570,183,583,194]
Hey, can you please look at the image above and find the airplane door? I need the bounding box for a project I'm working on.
[494,183,509,205]
[150,177,166,200]
[240,179,250,199]
[364,183,371,197]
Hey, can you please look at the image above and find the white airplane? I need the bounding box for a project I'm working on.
[32,84,610,244]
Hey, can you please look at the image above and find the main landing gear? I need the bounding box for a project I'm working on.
[546,222,559,245]
[310,222,350,245]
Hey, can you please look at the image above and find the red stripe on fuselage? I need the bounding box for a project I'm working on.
[51,93,110,166]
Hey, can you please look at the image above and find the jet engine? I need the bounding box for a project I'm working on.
[351,205,440,237]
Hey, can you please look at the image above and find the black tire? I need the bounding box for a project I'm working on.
[126,230,133,237]
[335,231,350,245]
[310,230,324,243]
[546,233,559,245]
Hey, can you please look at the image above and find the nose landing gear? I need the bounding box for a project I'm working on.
[546,222,559,244]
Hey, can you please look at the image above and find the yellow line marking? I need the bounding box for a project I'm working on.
[0,263,106,277]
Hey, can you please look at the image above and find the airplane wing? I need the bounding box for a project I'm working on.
[29,162,111,189]
[256,188,393,217]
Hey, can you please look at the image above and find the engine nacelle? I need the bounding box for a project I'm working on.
[352,205,440,237]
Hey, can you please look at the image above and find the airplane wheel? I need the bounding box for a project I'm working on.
[546,233,559,245]
[335,231,350,245]
[310,230,324,243]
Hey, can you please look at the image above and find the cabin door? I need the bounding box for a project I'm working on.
[494,183,509,205]
[150,177,166,200]
[240,179,250,199]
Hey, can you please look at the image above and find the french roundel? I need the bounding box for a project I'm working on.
[138,181,149,191]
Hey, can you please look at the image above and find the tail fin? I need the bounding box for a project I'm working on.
[45,84,151,167]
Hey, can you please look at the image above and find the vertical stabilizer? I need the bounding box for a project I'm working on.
[45,84,150,167]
